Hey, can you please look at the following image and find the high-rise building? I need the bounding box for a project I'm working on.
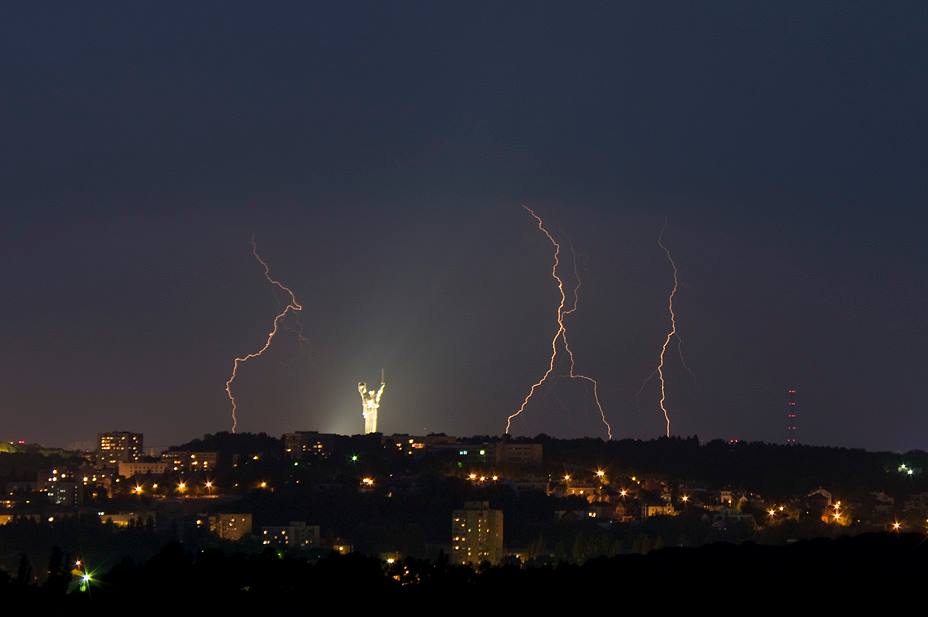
[451,501,504,565]
[97,432,143,464]
[786,388,799,445]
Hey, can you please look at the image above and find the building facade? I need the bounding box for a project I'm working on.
[260,521,320,547]
[208,513,253,541]
[97,432,143,464]
[161,451,218,473]
[496,442,543,469]
[118,461,168,479]
[451,501,504,565]
[283,432,339,460]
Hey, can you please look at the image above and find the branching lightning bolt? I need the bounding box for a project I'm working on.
[655,222,679,437]
[505,206,613,439]
[225,238,304,433]
[505,207,566,435]
[562,245,613,439]
[676,333,696,384]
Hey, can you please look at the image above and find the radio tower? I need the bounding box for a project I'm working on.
[786,388,799,445]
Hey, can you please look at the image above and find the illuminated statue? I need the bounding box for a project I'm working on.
[358,370,386,434]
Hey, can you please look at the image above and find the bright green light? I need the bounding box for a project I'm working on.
[351,454,358,462]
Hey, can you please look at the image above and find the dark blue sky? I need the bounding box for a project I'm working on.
[1,2,926,451]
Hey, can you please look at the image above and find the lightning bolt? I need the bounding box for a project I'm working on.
[225,237,304,433]
[676,333,696,384]
[655,222,678,437]
[505,207,566,435]
[562,245,613,440]
[505,206,613,439]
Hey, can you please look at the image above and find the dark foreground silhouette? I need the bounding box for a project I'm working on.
[2,532,923,604]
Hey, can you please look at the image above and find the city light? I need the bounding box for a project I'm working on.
[892,521,902,531]
[681,495,689,503]
[595,470,606,478]
[563,474,571,482]
[176,481,187,493]
[361,477,375,487]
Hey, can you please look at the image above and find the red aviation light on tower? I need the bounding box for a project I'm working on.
[786,388,800,445]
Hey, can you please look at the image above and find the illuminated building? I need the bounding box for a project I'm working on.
[384,434,427,457]
[260,521,320,547]
[208,513,253,541]
[358,374,386,434]
[100,512,155,528]
[451,501,504,565]
[283,432,339,459]
[38,468,84,505]
[160,451,218,473]
[46,481,82,506]
[641,503,677,519]
[564,483,598,501]
[97,432,143,464]
[445,440,543,470]
[118,461,168,479]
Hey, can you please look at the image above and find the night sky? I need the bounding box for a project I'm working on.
[2,3,926,451]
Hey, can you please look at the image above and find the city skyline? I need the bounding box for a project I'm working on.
[3,4,927,452]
